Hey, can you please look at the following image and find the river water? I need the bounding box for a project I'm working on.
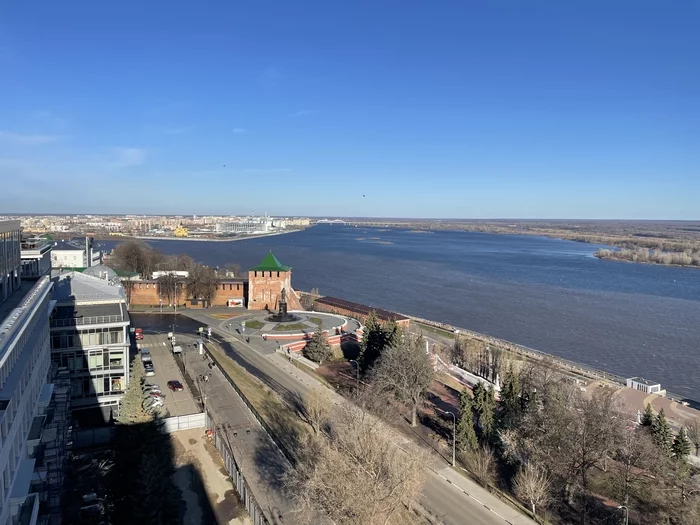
[102,226,700,400]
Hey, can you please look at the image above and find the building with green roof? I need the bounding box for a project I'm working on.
[249,251,292,272]
[248,251,301,310]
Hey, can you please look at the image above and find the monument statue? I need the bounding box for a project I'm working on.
[281,287,287,303]
[267,286,297,322]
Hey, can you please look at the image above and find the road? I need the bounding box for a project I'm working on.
[132,312,537,525]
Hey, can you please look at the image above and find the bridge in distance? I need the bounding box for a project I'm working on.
[313,218,409,227]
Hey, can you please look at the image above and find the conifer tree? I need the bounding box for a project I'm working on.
[672,427,691,460]
[499,364,521,428]
[641,403,654,427]
[118,357,150,424]
[652,408,673,456]
[456,389,478,452]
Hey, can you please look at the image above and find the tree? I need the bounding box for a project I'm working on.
[370,335,435,427]
[298,392,331,435]
[652,408,673,456]
[456,389,478,452]
[513,462,552,520]
[462,445,496,488]
[186,264,218,305]
[499,363,521,428]
[221,262,241,277]
[303,331,332,364]
[471,382,495,441]
[359,311,400,372]
[611,427,662,507]
[157,273,179,305]
[110,241,162,279]
[641,403,654,426]
[673,427,692,460]
[686,417,700,456]
[285,402,426,525]
[118,358,150,424]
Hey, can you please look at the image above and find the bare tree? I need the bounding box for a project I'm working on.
[299,392,331,435]
[513,462,552,520]
[285,402,426,525]
[611,426,663,508]
[686,417,700,457]
[186,264,218,305]
[461,445,496,488]
[157,274,178,305]
[370,335,435,427]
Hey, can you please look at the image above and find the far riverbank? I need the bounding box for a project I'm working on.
[127,228,304,243]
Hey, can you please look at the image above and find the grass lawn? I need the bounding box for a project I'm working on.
[309,317,323,329]
[273,322,307,332]
[206,341,308,456]
[415,322,455,339]
[242,319,264,329]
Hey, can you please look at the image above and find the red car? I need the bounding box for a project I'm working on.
[134,328,144,340]
[167,380,184,392]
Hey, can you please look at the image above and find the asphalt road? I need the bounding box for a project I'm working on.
[132,312,536,525]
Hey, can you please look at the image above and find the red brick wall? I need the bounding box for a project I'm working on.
[247,270,292,310]
[126,279,247,307]
[313,301,411,329]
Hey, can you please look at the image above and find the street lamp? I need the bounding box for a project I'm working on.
[437,408,456,468]
[348,359,360,393]
[618,505,628,525]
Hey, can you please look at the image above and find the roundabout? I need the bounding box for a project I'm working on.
[220,310,351,342]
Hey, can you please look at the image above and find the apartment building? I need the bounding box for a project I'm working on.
[19,238,52,281]
[0,219,61,525]
[50,271,130,419]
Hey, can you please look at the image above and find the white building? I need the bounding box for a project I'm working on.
[626,377,665,396]
[50,238,102,269]
[215,217,272,235]
[20,237,52,281]
[0,220,62,525]
[50,270,130,418]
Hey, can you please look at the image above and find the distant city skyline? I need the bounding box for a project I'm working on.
[1,2,698,219]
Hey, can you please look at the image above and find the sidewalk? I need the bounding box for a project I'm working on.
[178,334,294,525]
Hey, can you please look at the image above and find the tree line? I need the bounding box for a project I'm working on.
[595,247,700,267]
[293,311,700,524]
[110,240,240,305]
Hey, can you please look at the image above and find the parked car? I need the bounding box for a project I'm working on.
[143,385,162,394]
[167,380,184,392]
[134,328,143,340]
[143,398,163,411]
[144,363,155,377]
[142,383,160,390]
[141,351,152,363]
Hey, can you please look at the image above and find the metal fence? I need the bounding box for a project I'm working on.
[206,412,270,525]
[161,412,205,433]
[51,314,124,327]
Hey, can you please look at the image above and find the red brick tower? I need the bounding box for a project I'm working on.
[247,251,296,310]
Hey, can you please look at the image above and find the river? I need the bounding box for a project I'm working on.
[101,226,700,400]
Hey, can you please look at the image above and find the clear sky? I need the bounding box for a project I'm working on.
[0,1,698,219]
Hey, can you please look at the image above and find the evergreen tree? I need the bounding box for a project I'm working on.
[118,357,150,424]
[359,311,400,371]
[499,364,520,428]
[641,403,654,426]
[479,385,496,440]
[652,408,673,455]
[456,389,478,452]
[303,331,332,364]
[672,427,691,460]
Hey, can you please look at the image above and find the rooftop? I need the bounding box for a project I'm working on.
[315,296,409,322]
[628,376,661,387]
[250,251,291,272]
[52,271,126,304]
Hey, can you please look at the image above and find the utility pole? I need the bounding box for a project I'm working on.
[349,359,360,394]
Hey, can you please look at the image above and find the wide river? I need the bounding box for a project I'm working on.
[103,226,700,400]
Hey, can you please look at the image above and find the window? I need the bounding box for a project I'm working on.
[104,377,110,393]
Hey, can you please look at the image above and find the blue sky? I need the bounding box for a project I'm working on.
[0,1,698,219]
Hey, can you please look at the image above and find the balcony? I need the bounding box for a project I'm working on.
[12,492,39,525]
[50,314,124,328]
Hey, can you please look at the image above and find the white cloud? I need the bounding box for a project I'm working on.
[232,128,248,134]
[111,148,146,168]
[0,131,61,145]
[284,109,316,119]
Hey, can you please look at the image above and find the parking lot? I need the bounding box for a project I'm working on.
[138,333,200,417]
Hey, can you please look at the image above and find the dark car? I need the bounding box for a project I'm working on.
[167,380,184,392]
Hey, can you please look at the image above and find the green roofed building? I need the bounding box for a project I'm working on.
[249,251,292,272]
[248,251,298,310]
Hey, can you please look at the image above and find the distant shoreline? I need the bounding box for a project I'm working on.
[127,229,303,243]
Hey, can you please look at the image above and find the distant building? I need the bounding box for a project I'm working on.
[50,270,130,419]
[20,236,52,280]
[173,225,189,237]
[626,377,665,396]
[215,218,272,235]
[51,237,102,268]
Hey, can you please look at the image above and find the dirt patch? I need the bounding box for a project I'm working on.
[189,438,198,445]
[210,313,243,320]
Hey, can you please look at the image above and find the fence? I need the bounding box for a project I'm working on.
[161,412,205,433]
[206,412,270,525]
